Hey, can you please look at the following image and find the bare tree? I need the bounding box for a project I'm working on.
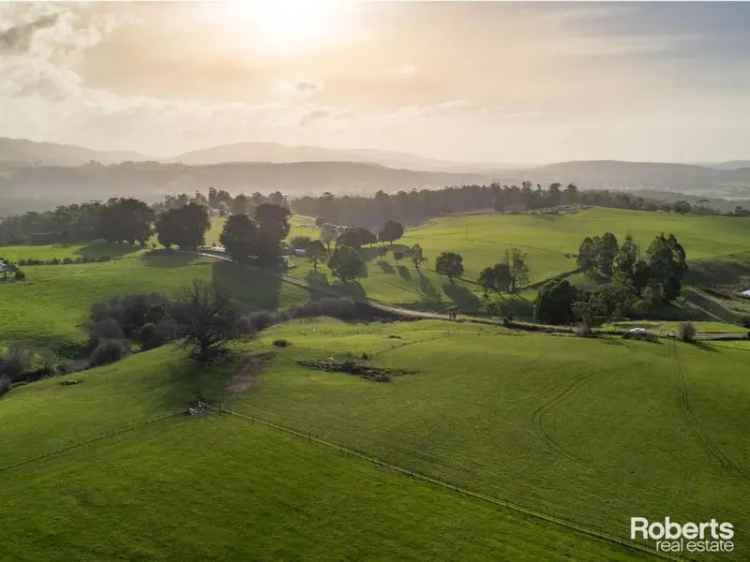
[172,281,239,361]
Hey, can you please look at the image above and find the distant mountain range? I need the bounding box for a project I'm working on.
[1,138,750,204]
[0,137,518,173]
[0,137,149,167]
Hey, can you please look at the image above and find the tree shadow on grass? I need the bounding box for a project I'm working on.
[211,261,283,311]
[442,282,481,314]
[330,280,366,300]
[396,265,412,281]
[418,273,442,306]
[359,246,387,262]
[305,270,333,300]
[141,250,199,268]
[75,240,142,259]
[377,260,395,274]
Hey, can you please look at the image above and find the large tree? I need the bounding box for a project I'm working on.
[327,246,366,283]
[99,198,154,244]
[595,232,619,277]
[254,204,291,263]
[171,280,238,362]
[478,262,512,294]
[647,233,687,302]
[155,203,210,250]
[535,280,578,325]
[220,214,258,262]
[306,239,327,271]
[337,227,377,249]
[506,248,530,292]
[378,220,404,246]
[435,252,464,283]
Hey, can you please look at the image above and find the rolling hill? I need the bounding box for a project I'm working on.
[0,160,492,200]
[0,137,149,166]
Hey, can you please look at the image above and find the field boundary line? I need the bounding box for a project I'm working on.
[0,411,182,474]
[215,405,687,562]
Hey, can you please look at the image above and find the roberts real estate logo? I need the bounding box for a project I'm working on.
[630,517,735,554]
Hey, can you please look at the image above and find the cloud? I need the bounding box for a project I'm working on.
[0,12,59,53]
[300,109,329,127]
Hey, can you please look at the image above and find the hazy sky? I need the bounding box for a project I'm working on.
[1,1,749,163]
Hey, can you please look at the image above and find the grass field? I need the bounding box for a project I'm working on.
[2,318,748,559]
[0,252,307,350]
[0,333,652,562]
[280,208,750,311]
[223,318,750,560]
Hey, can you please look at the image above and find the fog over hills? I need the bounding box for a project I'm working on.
[2,138,750,208]
[0,137,149,167]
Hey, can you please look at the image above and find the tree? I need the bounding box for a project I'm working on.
[596,232,619,277]
[171,280,239,362]
[306,240,327,271]
[220,214,258,262]
[378,220,404,246]
[337,227,376,249]
[327,246,366,283]
[612,235,638,281]
[155,203,210,250]
[320,223,339,252]
[672,201,692,215]
[99,198,154,244]
[577,237,597,272]
[646,233,687,302]
[435,252,464,283]
[535,280,578,325]
[478,262,512,294]
[506,248,529,292]
[411,244,427,272]
[254,204,291,263]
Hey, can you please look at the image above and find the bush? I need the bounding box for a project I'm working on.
[138,322,164,350]
[90,340,129,366]
[286,297,359,321]
[273,339,290,348]
[238,311,278,334]
[0,345,33,382]
[14,269,25,281]
[676,322,696,342]
[89,318,125,346]
[0,375,11,396]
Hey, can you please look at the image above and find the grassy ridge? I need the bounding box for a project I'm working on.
[224,318,750,560]
[0,336,649,562]
[0,253,307,349]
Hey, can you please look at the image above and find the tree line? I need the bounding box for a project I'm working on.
[291,183,712,230]
[0,189,288,246]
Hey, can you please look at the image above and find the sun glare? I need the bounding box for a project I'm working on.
[227,1,344,52]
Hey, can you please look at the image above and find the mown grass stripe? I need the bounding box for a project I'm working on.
[216,405,687,562]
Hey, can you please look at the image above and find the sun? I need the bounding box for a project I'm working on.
[226,1,344,52]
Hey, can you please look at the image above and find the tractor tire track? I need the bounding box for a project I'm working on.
[531,373,596,466]
[671,341,744,476]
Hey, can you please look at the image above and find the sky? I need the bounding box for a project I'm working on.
[1,1,749,164]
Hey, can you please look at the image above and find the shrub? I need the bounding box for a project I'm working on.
[287,297,359,321]
[89,318,125,345]
[0,375,11,396]
[0,345,33,381]
[138,322,163,350]
[273,339,290,348]
[238,311,278,334]
[14,269,26,281]
[676,322,696,342]
[90,340,129,366]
